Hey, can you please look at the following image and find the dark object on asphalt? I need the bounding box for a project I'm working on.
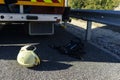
[50,39,85,59]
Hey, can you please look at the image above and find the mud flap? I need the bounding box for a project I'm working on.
[29,22,55,35]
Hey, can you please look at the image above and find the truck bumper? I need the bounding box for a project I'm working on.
[0,13,62,22]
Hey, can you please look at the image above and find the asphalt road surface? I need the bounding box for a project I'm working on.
[0,24,120,80]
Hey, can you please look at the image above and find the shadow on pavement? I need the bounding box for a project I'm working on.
[29,61,73,71]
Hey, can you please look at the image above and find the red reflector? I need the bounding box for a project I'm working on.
[37,0,44,2]
[30,6,65,14]
[52,0,59,3]
[36,0,59,3]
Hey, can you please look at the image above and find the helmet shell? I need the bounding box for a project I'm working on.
[17,45,40,67]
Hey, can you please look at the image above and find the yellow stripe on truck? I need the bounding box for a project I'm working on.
[31,0,37,2]
[44,0,52,3]
[31,0,53,3]
[0,0,65,7]
[58,0,61,3]
[31,0,61,3]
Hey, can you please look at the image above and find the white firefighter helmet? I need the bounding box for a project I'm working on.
[17,45,40,67]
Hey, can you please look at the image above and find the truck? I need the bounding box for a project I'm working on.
[0,0,70,35]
